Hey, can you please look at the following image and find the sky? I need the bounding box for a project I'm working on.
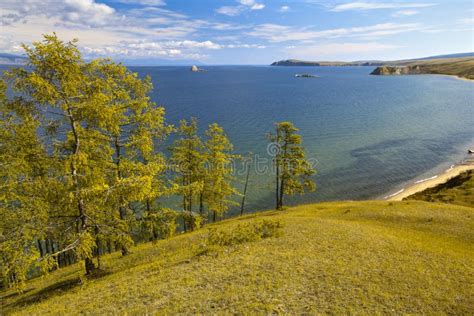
[0,0,473,65]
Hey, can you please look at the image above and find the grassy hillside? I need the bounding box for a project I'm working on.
[406,170,474,207]
[371,57,474,80]
[2,201,473,314]
[402,57,474,80]
[272,56,474,80]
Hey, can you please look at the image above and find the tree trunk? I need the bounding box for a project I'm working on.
[37,240,44,257]
[189,188,193,213]
[241,164,250,216]
[85,258,96,275]
[278,140,288,209]
[182,177,187,211]
[114,137,129,256]
[279,178,285,209]
[275,157,280,210]
[68,108,96,274]
[199,192,204,216]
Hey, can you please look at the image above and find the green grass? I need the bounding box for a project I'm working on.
[2,201,473,314]
[406,170,474,207]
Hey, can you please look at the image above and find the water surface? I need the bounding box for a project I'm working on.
[3,65,473,212]
[136,66,473,211]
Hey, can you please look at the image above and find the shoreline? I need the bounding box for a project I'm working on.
[385,161,474,201]
[437,73,474,82]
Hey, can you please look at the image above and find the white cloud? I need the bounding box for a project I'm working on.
[81,39,265,60]
[251,3,265,10]
[459,17,474,25]
[238,0,254,5]
[225,43,266,49]
[216,0,264,16]
[279,6,290,12]
[216,6,244,16]
[331,2,436,12]
[115,0,166,6]
[284,42,401,59]
[248,22,422,42]
[392,10,419,17]
[0,0,262,61]
[1,0,116,27]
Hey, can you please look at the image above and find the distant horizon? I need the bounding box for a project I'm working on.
[1,51,472,67]
[1,1,473,65]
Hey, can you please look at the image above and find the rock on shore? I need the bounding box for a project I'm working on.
[371,65,421,75]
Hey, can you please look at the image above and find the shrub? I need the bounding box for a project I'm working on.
[207,219,283,247]
[144,208,178,240]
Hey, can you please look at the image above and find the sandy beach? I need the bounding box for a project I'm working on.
[386,161,474,201]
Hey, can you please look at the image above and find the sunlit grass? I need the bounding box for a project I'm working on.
[2,200,473,314]
[406,170,474,207]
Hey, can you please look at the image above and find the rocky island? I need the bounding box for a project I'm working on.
[370,65,421,75]
[191,65,204,72]
[295,73,318,78]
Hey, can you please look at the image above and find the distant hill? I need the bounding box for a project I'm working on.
[270,52,474,67]
[270,59,385,66]
[417,52,474,60]
[0,53,27,65]
[371,57,474,80]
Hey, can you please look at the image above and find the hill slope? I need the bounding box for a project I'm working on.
[371,57,474,80]
[2,201,473,314]
[270,52,474,67]
[406,170,474,207]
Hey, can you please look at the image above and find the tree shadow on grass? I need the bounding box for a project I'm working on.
[6,270,112,311]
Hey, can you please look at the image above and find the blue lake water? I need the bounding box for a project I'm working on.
[2,65,473,213]
[135,66,473,212]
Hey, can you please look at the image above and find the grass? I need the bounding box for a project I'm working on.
[402,57,474,80]
[1,200,473,314]
[406,170,474,207]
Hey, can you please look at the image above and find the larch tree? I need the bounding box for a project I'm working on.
[87,59,172,255]
[204,123,238,222]
[268,121,316,210]
[170,118,206,230]
[0,79,54,290]
[5,34,121,274]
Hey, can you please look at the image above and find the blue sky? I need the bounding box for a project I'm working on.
[1,0,472,65]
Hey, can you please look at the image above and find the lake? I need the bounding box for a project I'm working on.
[135,65,473,212]
[2,65,473,213]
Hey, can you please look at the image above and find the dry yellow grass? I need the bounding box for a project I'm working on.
[2,200,473,314]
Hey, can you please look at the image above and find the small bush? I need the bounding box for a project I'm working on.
[181,211,203,231]
[207,219,283,247]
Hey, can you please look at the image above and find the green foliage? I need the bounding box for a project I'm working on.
[170,119,238,221]
[203,123,239,219]
[0,78,51,291]
[207,219,283,246]
[144,208,178,240]
[0,33,175,283]
[405,170,474,207]
[181,211,203,232]
[268,121,316,209]
[170,118,206,214]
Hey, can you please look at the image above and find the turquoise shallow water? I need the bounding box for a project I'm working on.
[134,65,473,212]
[2,65,473,212]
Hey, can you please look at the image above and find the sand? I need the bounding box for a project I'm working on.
[386,162,474,201]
